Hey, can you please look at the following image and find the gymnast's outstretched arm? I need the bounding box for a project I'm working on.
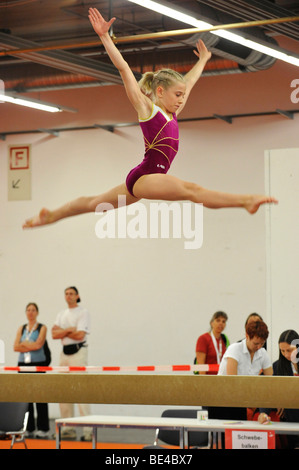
[88,7,152,120]
[176,39,211,116]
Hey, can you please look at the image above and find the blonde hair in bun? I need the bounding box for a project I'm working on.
[138,68,184,97]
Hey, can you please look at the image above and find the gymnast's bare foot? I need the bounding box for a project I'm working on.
[23,208,54,228]
[245,195,278,214]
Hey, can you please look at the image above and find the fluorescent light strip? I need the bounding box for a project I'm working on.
[215,29,299,66]
[0,93,61,112]
[128,0,299,67]
[128,0,210,29]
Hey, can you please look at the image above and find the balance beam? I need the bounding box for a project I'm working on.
[1,374,298,408]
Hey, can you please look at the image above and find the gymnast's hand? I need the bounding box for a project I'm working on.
[88,7,116,37]
[193,39,212,63]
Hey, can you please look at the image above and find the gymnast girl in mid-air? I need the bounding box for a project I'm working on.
[23,8,277,229]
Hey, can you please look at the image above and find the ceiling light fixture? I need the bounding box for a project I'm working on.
[127,0,299,67]
[0,93,61,112]
[0,92,77,113]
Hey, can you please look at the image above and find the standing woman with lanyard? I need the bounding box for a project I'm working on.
[14,303,50,438]
[195,311,229,375]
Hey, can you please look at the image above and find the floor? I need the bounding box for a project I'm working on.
[0,419,162,450]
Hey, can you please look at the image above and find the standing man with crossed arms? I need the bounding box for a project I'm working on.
[52,286,91,441]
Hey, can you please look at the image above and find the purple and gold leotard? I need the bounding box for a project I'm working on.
[126,103,179,196]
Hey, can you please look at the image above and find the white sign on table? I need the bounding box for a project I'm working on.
[225,429,275,449]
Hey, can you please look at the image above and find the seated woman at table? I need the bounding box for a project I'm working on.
[257,329,299,449]
[208,321,272,425]
[218,320,272,376]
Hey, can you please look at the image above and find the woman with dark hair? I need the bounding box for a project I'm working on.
[275,329,299,376]
[245,312,263,327]
[239,313,268,350]
[258,329,299,448]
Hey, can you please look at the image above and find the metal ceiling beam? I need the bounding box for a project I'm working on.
[213,114,233,124]
[196,0,299,40]
[1,108,298,140]
[0,32,134,84]
[276,108,294,119]
[0,15,298,93]
[0,16,298,57]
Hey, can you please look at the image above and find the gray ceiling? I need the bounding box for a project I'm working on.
[0,0,299,93]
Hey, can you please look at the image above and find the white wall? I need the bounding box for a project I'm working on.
[265,148,299,359]
[1,111,299,417]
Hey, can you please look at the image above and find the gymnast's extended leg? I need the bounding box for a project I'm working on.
[23,184,139,228]
[132,174,278,214]
[23,173,278,229]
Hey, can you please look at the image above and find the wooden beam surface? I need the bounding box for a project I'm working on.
[0,374,298,408]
